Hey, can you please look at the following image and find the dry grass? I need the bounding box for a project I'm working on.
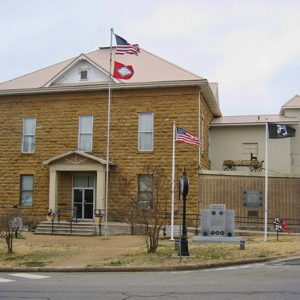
[99,235,300,268]
[0,232,299,268]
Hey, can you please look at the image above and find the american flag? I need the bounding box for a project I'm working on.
[115,34,140,55]
[176,127,201,146]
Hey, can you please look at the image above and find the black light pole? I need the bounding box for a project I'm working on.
[179,170,190,256]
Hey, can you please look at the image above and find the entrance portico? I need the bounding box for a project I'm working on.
[43,151,114,220]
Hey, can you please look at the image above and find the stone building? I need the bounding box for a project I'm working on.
[0,47,220,224]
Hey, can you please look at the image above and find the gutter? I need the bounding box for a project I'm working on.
[0,79,222,117]
[0,80,206,95]
[210,121,299,127]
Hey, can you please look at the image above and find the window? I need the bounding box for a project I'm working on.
[138,174,153,208]
[138,113,153,151]
[20,175,33,207]
[78,115,93,152]
[22,117,36,153]
[243,143,258,160]
[80,70,88,81]
[73,175,95,188]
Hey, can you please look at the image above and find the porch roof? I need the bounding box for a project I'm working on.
[43,150,115,166]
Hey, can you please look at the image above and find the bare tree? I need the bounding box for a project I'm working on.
[121,164,169,253]
[0,209,24,253]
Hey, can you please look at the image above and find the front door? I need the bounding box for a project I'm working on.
[73,175,95,220]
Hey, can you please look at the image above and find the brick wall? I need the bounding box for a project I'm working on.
[0,86,214,223]
[199,171,300,229]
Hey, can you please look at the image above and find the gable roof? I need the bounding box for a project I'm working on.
[0,47,202,91]
[44,53,112,87]
[280,95,300,114]
[0,47,222,117]
[211,114,298,127]
[43,150,115,166]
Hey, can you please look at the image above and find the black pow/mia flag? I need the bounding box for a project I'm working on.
[268,123,296,139]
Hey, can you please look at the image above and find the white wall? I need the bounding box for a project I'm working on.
[55,61,109,84]
[284,109,300,174]
[209,125,291,174]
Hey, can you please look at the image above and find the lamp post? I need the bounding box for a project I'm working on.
[179,170,190,256]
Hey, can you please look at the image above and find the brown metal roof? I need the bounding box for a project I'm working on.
[211,115,299,126]
[0,48,202,91]
[280,95,300,114]
[0,58,73,90]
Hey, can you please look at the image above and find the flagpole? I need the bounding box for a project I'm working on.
[264,122,269,241]
[170,121,176,240]
[197,91,201,235]
[104,28,113,239]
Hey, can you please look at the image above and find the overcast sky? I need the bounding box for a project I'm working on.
[1,0,299,116]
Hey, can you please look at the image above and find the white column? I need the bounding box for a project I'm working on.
[96,169,106,210]
[49,170,57,210]
[170,121,176,240]
[264,122,269,241]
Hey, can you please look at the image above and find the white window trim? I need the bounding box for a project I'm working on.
[22,117,36,154]
[79,69,89,81]
[242,142,258,159]
[20,174,34,207]
[138,112,154,152]
[78,115,93,152]
[138,174,153,208]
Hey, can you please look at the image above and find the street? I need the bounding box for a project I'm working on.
[0,260,300,299]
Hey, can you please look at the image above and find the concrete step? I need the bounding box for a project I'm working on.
[34,221,96,236]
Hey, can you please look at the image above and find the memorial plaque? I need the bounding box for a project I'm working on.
[243,190,263,207]
[248,210,258,217]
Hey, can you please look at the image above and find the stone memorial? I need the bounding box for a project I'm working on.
[193,204,245,249]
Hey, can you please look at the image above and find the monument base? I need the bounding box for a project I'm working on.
[192,236,245,249]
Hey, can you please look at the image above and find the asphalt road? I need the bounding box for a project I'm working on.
[0,260,300,300]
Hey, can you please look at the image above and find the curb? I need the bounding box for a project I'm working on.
[1,255,297,273]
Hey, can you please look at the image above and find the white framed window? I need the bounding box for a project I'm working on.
[22,117,36,153]
[80,69,88,81]
[78,115,93,152]
[20,175,33,207]
[138,174,153,208]
[243,143,258,160]
[73,175,95,188]
[138,112,153,151]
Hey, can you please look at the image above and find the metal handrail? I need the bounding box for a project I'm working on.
[106,208,300,234]
[51,208,60,234]
[50,207,78,235]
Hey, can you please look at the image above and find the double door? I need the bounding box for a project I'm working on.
[73,175,95,220]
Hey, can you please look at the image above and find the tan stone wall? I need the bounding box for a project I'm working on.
[57,172,73,219]
[199,171,300,229]
[0,86,214,223]
[199,94,213,169]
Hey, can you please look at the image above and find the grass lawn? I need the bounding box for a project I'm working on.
[0,232,299,269]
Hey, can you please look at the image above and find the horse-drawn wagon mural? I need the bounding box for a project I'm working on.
[223,153,264,172]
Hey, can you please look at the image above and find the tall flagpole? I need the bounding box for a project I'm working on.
[170,121,176,240]
[104,28,113,239]
[197,91,201,235]
[264,122,269,241]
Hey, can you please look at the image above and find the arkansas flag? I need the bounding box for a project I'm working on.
[113,61,134,80]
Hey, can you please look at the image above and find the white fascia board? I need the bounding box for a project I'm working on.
[43,150,115,166]
[0,80,205,96]
[44,54,119,87]
[0,79,221,117]
[210,121,299,127]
